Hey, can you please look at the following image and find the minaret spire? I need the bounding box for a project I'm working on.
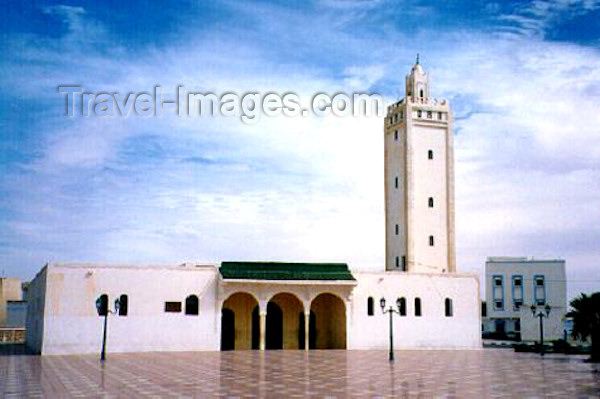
[416,53,420,64]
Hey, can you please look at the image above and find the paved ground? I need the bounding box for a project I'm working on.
[1,348,599,398]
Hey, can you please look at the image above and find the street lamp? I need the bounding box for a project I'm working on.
[95,296,121,362]
[530,303,551,356]
[380,297,402,363]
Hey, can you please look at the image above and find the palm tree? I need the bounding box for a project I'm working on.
[566,292,600,362]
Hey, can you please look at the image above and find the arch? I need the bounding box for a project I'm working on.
[221,292,258,350]
[367,297,374,316]
[310,293,346,349]
[267,292,304,349]
[118,294,128,316]
[185,295,199,315]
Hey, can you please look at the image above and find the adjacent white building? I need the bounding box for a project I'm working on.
[483,257,567,342]
[25,60,482,355]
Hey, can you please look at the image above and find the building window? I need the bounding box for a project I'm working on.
[445,298,453,317]
[398,297,407,316]
[515,319,521,332]
[402,256,406,272]
[428,197,434,208]
[367,297,374,316]
[429,236,434,246]
[97,294,108,316]
[394,130,398,141]
[165,301,182,313]
[395,177,398,189]
[395,224,399,235]
[118,294,128,316]
[512,276,523,310]
[493,275,504,310]
[395,256,399,268]
[428,150,433,160]
[534,275,546,305]
[481,302,487,317]
[438,112,442,120]
[185,295,199,315]
[400,111,403,120]
[414,297,422,316]
[419,89,424,98]
[427,111,432,119]
[417,110,422,118]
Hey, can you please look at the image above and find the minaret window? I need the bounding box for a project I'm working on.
[414,298,422,316]
[428,150,433,160]
[402,256,406,271]
[428,197,434,208]
[394,131,398,141]
[367,297,374,316]
[395,224,399,235]
[429,236,435,246]
[395,177,398,189]
[395,256,399,268]
[445,298,453,317]
[437,112,442,120]
[419,89,424,98]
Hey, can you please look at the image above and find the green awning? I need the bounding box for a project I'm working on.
[219,261,355,281]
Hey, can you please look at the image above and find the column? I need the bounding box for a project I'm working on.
[259,310,266,351]
[304,304,311,351]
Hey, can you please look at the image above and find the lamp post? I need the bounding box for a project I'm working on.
[95,296,120,362]
[530,303,551,356]
[380,297,402,363]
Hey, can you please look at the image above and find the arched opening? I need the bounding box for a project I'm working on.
[185,295,199,315]
[267,293,303,349]
[266,302,283,349]
[221,308,235,350]
[310,293,346,349]
[221,292,258,350]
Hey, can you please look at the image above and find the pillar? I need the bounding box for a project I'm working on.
[259,311,266,350]
[304,304,310,351]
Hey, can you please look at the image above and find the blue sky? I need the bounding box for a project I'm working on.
[1,0,600,301]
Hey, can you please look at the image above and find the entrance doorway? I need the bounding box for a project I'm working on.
[266,302,283,349]
[220,309,235,350]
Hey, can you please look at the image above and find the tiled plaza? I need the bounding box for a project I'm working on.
[1,348,599,398]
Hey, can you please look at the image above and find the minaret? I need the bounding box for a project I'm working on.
[384,57,456,273]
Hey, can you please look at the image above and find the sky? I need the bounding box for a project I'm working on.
[1,0,599,302]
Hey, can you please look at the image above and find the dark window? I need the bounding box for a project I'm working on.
[427,111,432,119]
[495,300,503,310]
[494,277,502,287]
[395,224,399,235]
[417,110,422,118]
[419,89,424,98]
[367,297,374,316]
[414,297,422,316]
[395,177,398,189]
[428,197,434,208]
[438,112,442,120]
[394,130,398,140]
[481,302,487,317]
[398,297,407,316]
[165,302,182,313]
[402,256,406,271]
[515,319,521,331]
[185,295,199,315]
[97,294,108,316]
[428,150,433,160]
[429,236,434,246]
[445,298,453,317]
[514,278,522,286]
[118,294,128,316]
[395,256,399,268]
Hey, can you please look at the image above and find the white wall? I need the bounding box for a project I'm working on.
[39,263,221,355]
[26,266,47,353]
[349,271,481,349]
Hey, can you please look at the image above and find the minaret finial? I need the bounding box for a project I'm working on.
[416,53,420,64]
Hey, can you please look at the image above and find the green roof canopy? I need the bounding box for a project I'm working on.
[219,261,355,281]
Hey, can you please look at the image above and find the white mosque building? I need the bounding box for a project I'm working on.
[26,60,482,355]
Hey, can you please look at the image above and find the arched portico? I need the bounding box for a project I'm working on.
[221,292,258,350]
[310,293,347,349]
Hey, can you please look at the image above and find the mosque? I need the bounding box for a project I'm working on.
[25,60,481,355]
